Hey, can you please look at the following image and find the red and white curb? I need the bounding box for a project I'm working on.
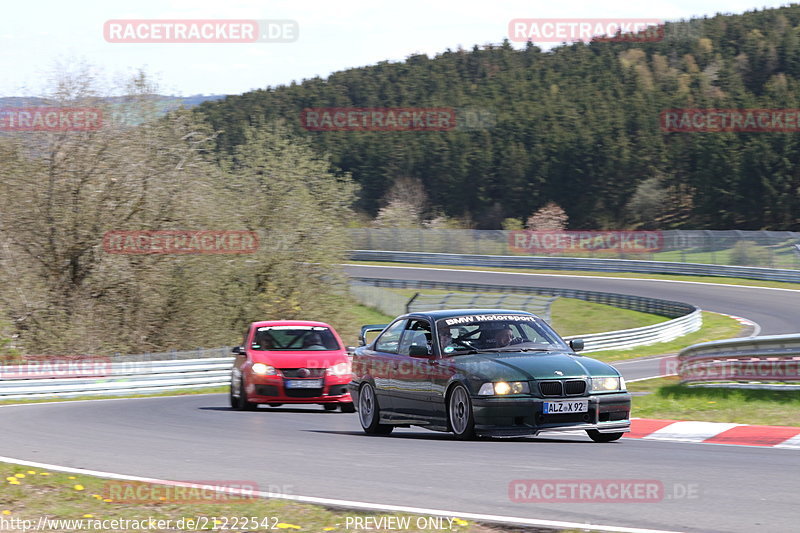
[718,313,760,336]
[628,418,800,448]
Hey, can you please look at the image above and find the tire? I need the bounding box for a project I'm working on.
[340,402,356,413]
[448,384,476,440]
[235,377,257,411]
[586,430,624,443]
[358,384,393,435]
[323,404,338,411]
[268,403,283,407]
[229,376,237,408]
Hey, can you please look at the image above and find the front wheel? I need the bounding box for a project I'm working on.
[586,430,624,443]
[358,384,393,435]
[229,376,237,408]
[340,402,356,413]
[323,404,338,411]
[448,384,476,440]
[235,377,257,411]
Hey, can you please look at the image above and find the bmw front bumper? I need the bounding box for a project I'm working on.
[471,392,631,437]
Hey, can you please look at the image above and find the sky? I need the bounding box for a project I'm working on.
[2,0,794,97]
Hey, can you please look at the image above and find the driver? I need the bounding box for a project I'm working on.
[438,326,455,353]
[494,326,514,347]
[302,332,325,348]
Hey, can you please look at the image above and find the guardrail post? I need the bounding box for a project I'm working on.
[405,292,420,313]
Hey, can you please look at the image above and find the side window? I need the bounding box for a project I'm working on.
[374,320,407,354]
[398,319,431,356]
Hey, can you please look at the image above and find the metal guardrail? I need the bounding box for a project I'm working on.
[350,281,555,321]
[350,277,702,353]
[0,273,705,399]
[349,229,800,269]
[0,358,233,399]
[407,293,555,322]
[677,335,800,389]
[349,250,800,284]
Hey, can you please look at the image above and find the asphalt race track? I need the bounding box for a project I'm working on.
[1,396,797,533]
[2,265,799,532]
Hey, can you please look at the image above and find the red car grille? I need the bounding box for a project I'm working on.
[280,368,326,378]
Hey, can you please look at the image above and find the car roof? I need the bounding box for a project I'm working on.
[250,320,333,328]
[404,309,539,320]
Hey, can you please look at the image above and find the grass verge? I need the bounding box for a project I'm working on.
[629,376,800,426]
[382,288,665,336]
[348,260,800,291]
[0,462,555,532]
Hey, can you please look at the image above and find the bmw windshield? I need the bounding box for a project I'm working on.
[435,313,569,355]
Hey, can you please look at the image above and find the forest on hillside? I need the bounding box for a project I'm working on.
[197,5,800,230]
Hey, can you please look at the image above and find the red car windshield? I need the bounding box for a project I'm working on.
[251,326,341,351]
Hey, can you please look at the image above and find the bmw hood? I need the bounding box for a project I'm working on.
[451,351,619,381]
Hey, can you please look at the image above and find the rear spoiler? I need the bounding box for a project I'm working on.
[359,324,388,346]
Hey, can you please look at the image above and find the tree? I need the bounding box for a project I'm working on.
[526,202,569,230]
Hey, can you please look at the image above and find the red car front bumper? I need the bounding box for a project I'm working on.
[245,374,352,404]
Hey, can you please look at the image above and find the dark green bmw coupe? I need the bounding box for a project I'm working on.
[348,309,631,442]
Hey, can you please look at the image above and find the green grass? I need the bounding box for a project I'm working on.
[548,298,662,336]
[629,376,800,426]
[586,312,744,363]
[0,462,495,533]
[349,260,800,291]
[343,302,393,344]
[381,288,665,337]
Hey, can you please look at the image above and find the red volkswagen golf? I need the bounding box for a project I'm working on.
[229,320,354,412]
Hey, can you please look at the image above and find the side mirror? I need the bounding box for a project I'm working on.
[408,345,431,358]
[569,339,584,352]
[232,346,243,355]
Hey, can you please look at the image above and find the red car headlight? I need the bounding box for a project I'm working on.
[326,362,351,376]
[252,363,278,375]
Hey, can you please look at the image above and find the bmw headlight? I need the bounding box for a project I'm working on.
[478,381,530,395]
[591,376,622,392]
[251,363,278,375]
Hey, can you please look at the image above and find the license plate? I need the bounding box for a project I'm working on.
[543,400,588,414]
[285,379,323,389]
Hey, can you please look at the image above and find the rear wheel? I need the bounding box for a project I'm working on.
[340,402,356,413]
[235,377,257,411]
[358,384,393,435]
[448,384,476,440]
[268,403,283,407]
[586,430,624,443]
[323,404,338,411]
